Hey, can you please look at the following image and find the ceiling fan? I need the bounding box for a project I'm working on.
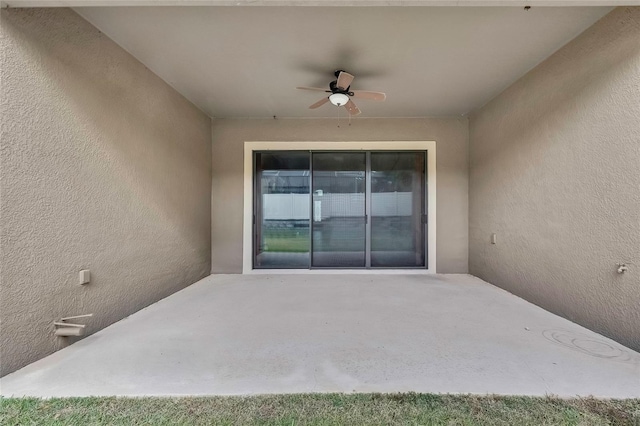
[296,70,386,116]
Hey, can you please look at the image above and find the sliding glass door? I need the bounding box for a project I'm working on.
[254,152,310,268]
[311,152,366,267]
[253,151,427,269]
[370,152,426,267]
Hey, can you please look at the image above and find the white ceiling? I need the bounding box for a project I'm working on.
[76,6,611,118]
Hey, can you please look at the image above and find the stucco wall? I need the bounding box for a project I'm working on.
[469,7,640,351]
[211,118,469,274]
[0,8,212,376]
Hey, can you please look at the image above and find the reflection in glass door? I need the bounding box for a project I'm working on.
[253,150,427,269]
[370,152,426,267]
[312,152,366,267]
[254,152,310,268]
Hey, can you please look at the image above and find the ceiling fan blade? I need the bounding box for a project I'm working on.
[351,91,386,101]
[336,72,354,90]
[309,97,329,109]
[344,99,361,116]
[297,86,331,93]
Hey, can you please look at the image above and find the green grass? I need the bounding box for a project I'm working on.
[2,394,639,425]
[262,222,416,253]
[263,228,310,253]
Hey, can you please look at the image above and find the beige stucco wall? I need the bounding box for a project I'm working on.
[211,117,469,274]
[469,7,640,351]
[0,8,212,376]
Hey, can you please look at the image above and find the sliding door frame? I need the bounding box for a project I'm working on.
[243,141,436,274]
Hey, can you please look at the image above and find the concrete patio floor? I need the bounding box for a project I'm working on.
[2,274,639,398]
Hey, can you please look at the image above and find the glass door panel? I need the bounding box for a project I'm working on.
[312,152,366,267]
[254,152,310,268]
[370,152,426,267]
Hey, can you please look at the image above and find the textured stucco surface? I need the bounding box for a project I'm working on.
[469,7,640,352]
[0,8,212,376]
[211,118,469,274]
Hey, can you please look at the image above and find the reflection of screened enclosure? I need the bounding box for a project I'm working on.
[312,172,365,194]
[261,170,310,194]
[253,151,427,269]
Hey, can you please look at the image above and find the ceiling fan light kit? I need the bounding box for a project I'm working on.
[329,93,349,106]
[296,70,386,116]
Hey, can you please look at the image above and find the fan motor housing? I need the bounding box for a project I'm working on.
[329,80,353,96]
